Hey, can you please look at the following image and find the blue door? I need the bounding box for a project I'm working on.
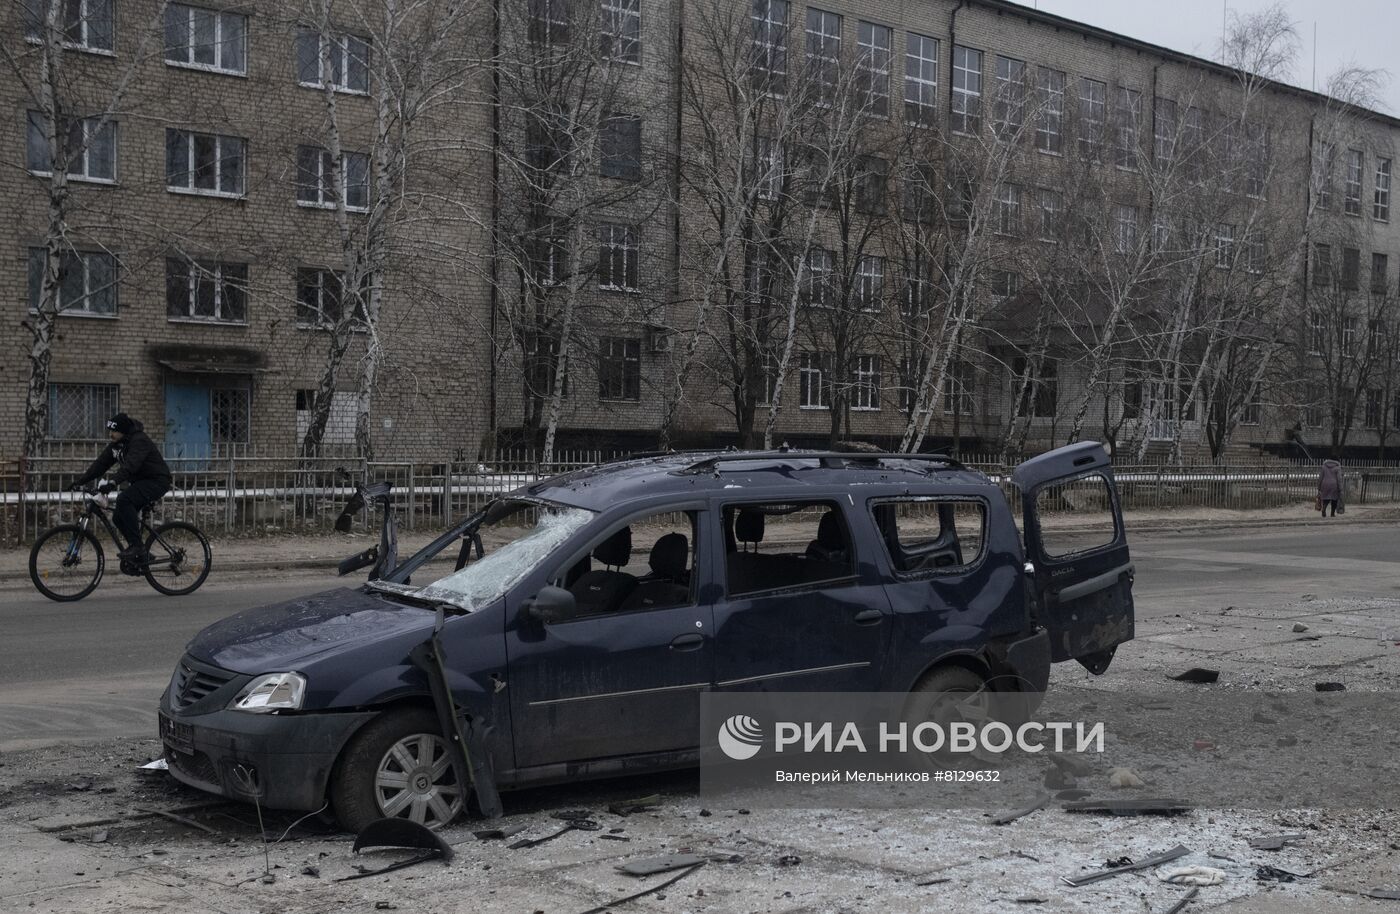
[164,384,211,469]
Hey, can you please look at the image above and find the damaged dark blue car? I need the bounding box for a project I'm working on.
[158,443,1134,830]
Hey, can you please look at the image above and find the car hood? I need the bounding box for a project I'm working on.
[186,587,436,674]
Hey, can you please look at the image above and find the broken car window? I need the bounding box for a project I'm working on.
[559,510,697,617]
[723,501,856,596]
[1034,473,1118,558]
[871,497,987,573]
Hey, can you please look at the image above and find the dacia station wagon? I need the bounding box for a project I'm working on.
[159,442,1134,830]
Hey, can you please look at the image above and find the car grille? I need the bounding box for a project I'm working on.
[171,660,236,710]
[168,748,220,787]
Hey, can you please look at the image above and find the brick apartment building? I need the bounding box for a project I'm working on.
[5,0,1400,463]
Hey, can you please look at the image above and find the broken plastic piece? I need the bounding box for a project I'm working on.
[1361,888,1400,900]
[473,824,527,841]
[1159,865,1225,886]
[616,854,706,877]
[1061,845,1190,887]
[574,861,705,914]
[1170,668,1220,684]
[1062,798,1191,816]
[1256,865,1305,883]
[1248,834,1306,851]
[137,758,169,773]
[352,818,454,862]
[990,793,1050,826]
[1162,887,1200,914]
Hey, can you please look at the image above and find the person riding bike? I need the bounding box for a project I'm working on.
[69,413,173,563]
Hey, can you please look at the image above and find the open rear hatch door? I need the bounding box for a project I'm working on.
[1012,442,1134,675]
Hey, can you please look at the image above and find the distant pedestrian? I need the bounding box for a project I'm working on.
[1317,458,1343,518]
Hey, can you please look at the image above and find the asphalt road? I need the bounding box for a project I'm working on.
[1,523,1397,751]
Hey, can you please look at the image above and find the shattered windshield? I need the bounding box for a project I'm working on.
[413,502,593,611]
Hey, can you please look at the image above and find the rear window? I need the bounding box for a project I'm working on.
[870,497,986,574]
[1033,473,1118,557]
[722,501,856,595]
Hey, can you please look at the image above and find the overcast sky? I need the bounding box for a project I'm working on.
[1010,0,1399,113]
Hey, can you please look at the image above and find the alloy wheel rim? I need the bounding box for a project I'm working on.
[373,733,463,828]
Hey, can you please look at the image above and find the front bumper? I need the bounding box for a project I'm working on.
[159,693,375,812]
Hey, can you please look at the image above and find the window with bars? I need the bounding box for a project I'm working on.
[1112,86,1141,169]
[166,258,248,322]
[165,129,245,196]
[802,248,833,307]
[1114,204,1139,254]
[296,145,370,210]
[904,33,938,126]
[600,0,641,64]
[27,248,117,317]
[856,21,890,116]
[597,223,640,291]
[805,8,841,107]
[950,45,982,134]
[23,0,113,52]
[46,383,119,440]
[295,28,370,92]
[799,352,832,408]
[165,4,246,73]
[598,336,641,400]
[851,355,881,410]
[1375,158,1392,221]
[1078,77,1105,161]
[855,255,884,311]
[1345,148,1364,216]
[212,388,250,444]
[25,111,116,182]
[1153,96,1176,165]
[1035,66,1064,154]
[993,55,1025,140]
[600,114,642,181]
[750,0,788,95]
[995,183,1021,236]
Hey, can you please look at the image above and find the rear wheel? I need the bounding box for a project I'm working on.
[29,525,104,602]
[143,522,211,596]
[331,708,465,833]
[904,665,991,768]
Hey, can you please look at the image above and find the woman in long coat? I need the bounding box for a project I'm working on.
[1318,459,1343,517]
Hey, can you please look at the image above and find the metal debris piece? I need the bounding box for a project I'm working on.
[1361,888,1400,900]
[1061,845,1191,887]
[1162,887,1200,914]
[131,806,219,836]
[990,794,1051,826]
[574,861,705,914]
[777,854,802,866]
[375,903,398,910]
[552,809,595,821]
[1256,865,1306,883]
[598,834,631,842]
[301,865,320,877]
[915,876,951,886]
[1104,856,1133,868]
[1170,668,1220,684]
[1062,798,1191,816]
[1014,896,1047,904]
[608,794,662,816]
[509,818,600,849]
[1248,834,1307,851]
[706,849,745,864]
[473,824,527,841]
[1314,682,1346,692]
[1159,865,1225,886]
[616,854,706,876]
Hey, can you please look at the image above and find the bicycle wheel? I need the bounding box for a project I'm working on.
[143,522,212,596]
[29,524,105,602]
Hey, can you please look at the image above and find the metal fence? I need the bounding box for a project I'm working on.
[3,448,1398,545]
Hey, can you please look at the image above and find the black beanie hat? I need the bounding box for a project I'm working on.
[106,413,134,435]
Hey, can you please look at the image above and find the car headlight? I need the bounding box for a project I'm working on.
[230,672,306,713]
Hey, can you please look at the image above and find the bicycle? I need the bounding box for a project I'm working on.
[28,485,212,602]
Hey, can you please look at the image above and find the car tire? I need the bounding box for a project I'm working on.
[330,708,465,833]
[904,664,989,768]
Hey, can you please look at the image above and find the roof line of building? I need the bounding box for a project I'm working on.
[979,0,1400,131]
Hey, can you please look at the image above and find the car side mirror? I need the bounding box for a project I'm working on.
[523,585,577,625]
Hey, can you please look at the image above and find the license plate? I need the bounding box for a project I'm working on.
[159,712,194,756]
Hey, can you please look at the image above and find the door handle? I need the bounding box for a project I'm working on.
[852,609,884,625]
[670,633,705,651]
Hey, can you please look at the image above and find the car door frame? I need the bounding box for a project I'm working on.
[1011,441,1135,674]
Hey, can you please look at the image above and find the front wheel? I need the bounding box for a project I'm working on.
[331,708,465,833]
[143,522,211,596]
[29,524,104,601]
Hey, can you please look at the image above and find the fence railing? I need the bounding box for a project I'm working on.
[3,448,1397,544]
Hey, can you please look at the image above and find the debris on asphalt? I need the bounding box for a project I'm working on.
[1207,852,1236,862]
[1062,798,1191,816]
[1170,668,1220,684]
[990,793,1051,826]
[1061,845,1191,887]
[598,834,631,842]
[1293,622,1309,633]
[1108,767,1145,788]
[574,861,705,914]
[132,806,219,836]
[1193,739,1216,751]
[301,865,320,877]
[1162,887,1201,914]
[915,875,951,886]
[90,829,109,844]
[352,818,455,862]
[509,818,601,849]
[608,794,662,816]
[1159,865,1226,886]
[778,854,802,866]
[1049,753,1096,777]
[1104,856,1134,868]
[552,809,594,821]
[136,758,169,774]
[1277,735,1299,747]
[1314,682,1347,692]
[1361,888,1400,900]
[472,824,527,841]
[616,854,706,877]
[1013,895,1047,903]
[1256,865,1306,883]
[1043,768,1076,790]
[705,850,745,864]
[1248,834,1307,851]
[374,902,397,910]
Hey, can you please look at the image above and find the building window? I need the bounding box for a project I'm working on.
[1035,66,1064,154]
[904,33,938,126]
[1152,214,1172,253]
[23,0,113,52]
[1240,389,1261,426]
[1375,158,1392,222]
[756,352,779,406]
[1113,86,1141,170]
[598,336,641,401]
[1344,148,1363,216]
[1114,204,1139,254]
[46,383,119,440]
[802,248,833,307]
[897,357,923,412]
[165,258,248,323]
[995,184,1021,236]
[1038,188,1062,240]
[25,111,115,182]
[165,129,244,196]
[597,223,639,291]
[950,45,982,134]
[799,352,832,408]
[532,234,568,287]
[600,114,642,181]
[1214,223,1235,268]
[600,0,640,65]
[855,21,890,116]
[1304,384,1323,428]
[990,269,1019,303]
[27,247,117,317]
[750,0,788,95]
[1312,242,1331,287]
[1078,77,1106,161]
[901,163,935,223]
[1366,388,1383,429]
[943,359,973,414]
[856,155,888,214]
[1308,310,1326,354]
[1343,317,1358,356]
[297,268,365,328]
[527,0,570,44]
[851,355,881,410]
[992,55,1025,140]
[1342,246,1361,291]
[903,258,932,316]
[1014,357,1057,418]
[165,4,246,74]
[756,135,783,201]
[295,28,370,93]
[1316,142,1334,210]
[296,146,370,210]
[1246,233,1265,274]
[1243,123,1268,198]
[211,387,250,444]
[855,255,884,311]
[295,389,357,444]
[805,8,841,107]
[1153,96,1176,165]
[1373,253,1390,295]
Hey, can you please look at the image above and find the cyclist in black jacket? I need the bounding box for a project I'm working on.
[70,413,173,561]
